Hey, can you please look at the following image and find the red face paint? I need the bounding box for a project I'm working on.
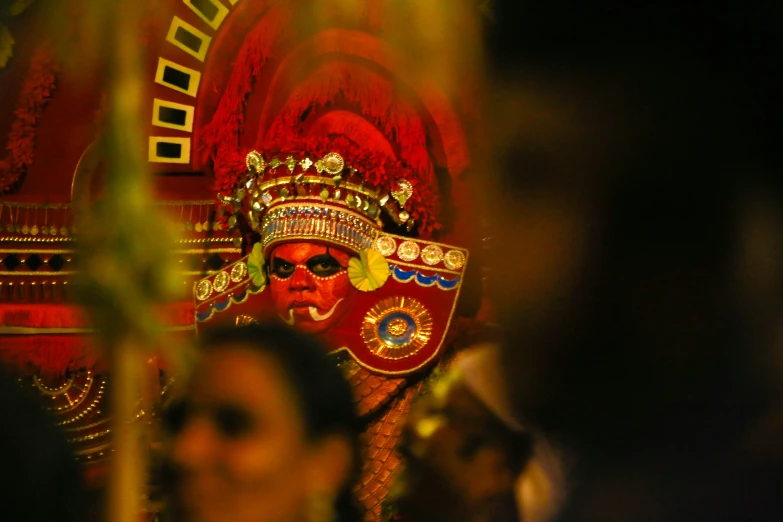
[268,242,357,334]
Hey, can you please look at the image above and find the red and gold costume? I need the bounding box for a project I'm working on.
[195,138,472,518]
[0,2,484,517]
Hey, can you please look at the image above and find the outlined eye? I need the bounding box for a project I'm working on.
[271,258,296,279]
[306,254,344,277]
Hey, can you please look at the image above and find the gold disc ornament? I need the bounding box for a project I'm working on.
[361,296,433,360]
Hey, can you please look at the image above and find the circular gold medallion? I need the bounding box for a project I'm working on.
[50,225,58,236]
[361,296,433,360]
[397,240,420,262]
[374,236,397,257]
[421,245,444,266]
[444,249,466,270]
[196,279,213,301]
[322,152,345,175]
[213,271,230,293]
[230,262,248,282]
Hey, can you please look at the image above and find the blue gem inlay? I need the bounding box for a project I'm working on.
[378,312,417,346]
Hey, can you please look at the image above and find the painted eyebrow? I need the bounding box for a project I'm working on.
[307,253,338,262]
[271,256,294,266]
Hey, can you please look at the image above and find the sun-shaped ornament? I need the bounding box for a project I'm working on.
[361,296,433,360]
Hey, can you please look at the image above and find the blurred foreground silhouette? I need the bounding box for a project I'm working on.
[484,2,782,521]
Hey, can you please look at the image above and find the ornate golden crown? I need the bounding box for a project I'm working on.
[221,150,417,255]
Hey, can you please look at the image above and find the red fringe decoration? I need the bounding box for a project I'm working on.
[198,5,291,170]
[265,62,433,182]
[0,302,195,375]
[307,110,396,157]
[0,302,194,329]
[0,335,100,376]
[0,303,90,329]
[0,45,59,194]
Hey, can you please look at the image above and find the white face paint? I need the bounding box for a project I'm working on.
[308,298,344,322]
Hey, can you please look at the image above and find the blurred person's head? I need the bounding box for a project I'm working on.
[482,2,783,521]
[163,323,362,522]
[394,346,531,522]
[0,367,88,522]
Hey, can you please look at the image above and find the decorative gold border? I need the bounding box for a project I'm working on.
[181,270,220,276]
[176,238,234,244]
[36,370,93,413]
[166,16,212,62]
[148,136,192,164]
[0,249,73,254]
[325,248,469,376]
[194,283,265,323]
[263,201,378,229]
[264,234,372,256]
[261,202,379,254]
[154,58,202,97]
[152,98,196,132]
[387,260,461,276]
[0,271,74,276]
[183,0,230,30]
[0,237,72,243]
[175,248,239,254]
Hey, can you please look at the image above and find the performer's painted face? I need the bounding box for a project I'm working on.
[268,242,357,334]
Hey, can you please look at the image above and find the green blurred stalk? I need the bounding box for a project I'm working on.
[70,1,181,520]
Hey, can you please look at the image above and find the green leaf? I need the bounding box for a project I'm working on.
[247,242,266,289]
[0,25,14,69]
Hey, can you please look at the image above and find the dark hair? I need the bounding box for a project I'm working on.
[198,322,364,522]
[0,367,89,522]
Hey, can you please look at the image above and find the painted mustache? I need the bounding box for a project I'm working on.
[285,298,344,323]
[308,298,344,321]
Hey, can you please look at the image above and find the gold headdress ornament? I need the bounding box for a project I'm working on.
[219,146,434,258]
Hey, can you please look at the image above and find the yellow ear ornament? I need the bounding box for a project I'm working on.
[348,249,390,291]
